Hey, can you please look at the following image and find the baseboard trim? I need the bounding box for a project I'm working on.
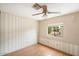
[38,42,73,56]
[3,43,37,56]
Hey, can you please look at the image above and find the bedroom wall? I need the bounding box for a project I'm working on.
[39,12,79,55]
[0,11,38,55]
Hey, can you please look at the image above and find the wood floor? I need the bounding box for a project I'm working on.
[5,44,70,56]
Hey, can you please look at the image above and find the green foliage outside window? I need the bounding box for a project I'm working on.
[48,26,52,34]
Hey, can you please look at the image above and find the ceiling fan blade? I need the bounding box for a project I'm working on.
[48,12,60,14]
[32,13,43,16]
[35,3,41,8]
[32,3,41,10]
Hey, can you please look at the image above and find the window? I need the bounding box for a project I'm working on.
[48,23,64,37]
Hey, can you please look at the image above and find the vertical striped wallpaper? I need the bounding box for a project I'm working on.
[0,11,38,55]
[39,37,79,55]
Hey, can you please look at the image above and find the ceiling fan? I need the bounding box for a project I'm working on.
[32,3,60,16]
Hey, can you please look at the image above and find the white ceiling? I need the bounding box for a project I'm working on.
[0,3,79,21]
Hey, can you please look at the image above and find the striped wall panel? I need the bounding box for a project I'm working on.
[39,37,79,55]
[0,11,38,55]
